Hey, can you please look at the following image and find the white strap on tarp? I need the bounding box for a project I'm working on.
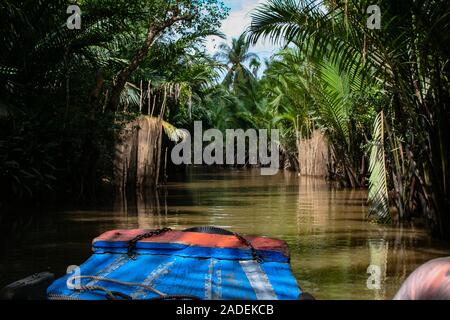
[240,260,278,300]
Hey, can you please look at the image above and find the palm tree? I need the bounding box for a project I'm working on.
[257,46,375,187]
[249,57,261,77]
[214,33,259,90]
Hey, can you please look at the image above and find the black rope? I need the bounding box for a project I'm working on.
[106,291,133,300]
[126,227,262,262]
[127,227,172,259]
[75,285,201,300]
[75,285,132,300]
[233,232,263,263]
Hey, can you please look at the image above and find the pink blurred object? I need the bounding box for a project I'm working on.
[394,257,450,300]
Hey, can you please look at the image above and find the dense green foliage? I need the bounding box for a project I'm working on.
[197,0,450,238]
[0,0,228,206]
[240,0,449,238]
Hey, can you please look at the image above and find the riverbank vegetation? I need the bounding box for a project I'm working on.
[1,0,449,240]
[0,0,228,205]
[239,0,449,240]
[198,0,450,240]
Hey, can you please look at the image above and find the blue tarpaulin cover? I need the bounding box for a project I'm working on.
[47,229,302,300]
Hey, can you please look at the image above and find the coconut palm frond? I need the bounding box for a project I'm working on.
[161,120,188,143]
[312,60,351,147]
[368,111,390,222]
[119,82,140,109]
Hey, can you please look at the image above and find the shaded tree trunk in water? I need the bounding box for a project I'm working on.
[114,116,162,191]
[297,130,331,177]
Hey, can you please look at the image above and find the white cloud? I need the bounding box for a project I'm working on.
[205,0,279,60]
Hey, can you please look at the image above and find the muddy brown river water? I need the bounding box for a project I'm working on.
[1,168,450,299]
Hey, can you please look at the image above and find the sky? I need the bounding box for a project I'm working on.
[205,0,281,75]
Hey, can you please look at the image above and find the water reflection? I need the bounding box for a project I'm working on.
[113,189,169,229]
[0,168,449,300]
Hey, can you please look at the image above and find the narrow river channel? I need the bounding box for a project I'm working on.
[1,168,450,299]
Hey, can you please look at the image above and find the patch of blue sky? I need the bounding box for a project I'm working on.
[205,0,283,78]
